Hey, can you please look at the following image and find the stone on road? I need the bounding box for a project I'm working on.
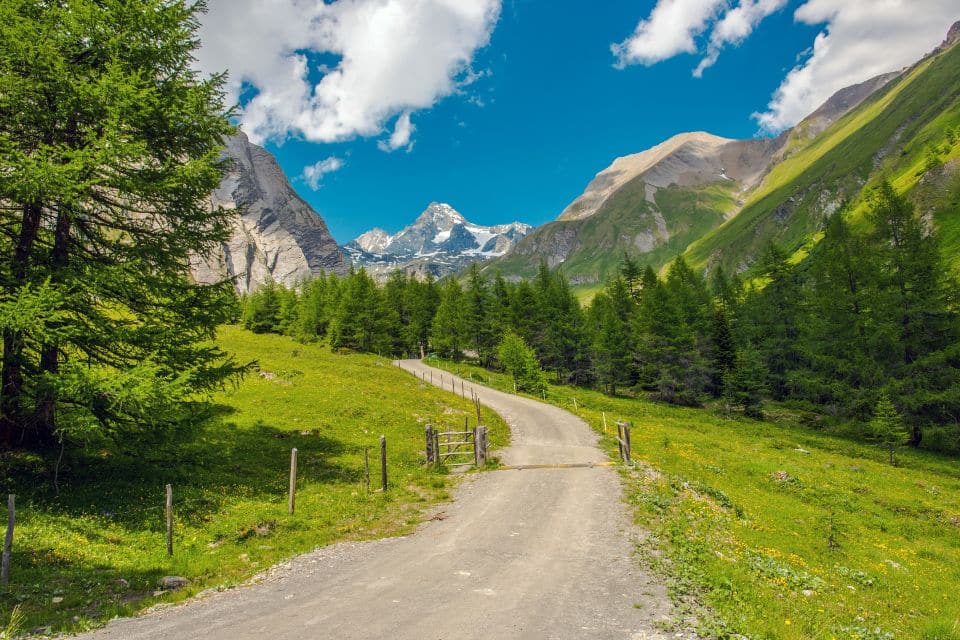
[77,360,678,640]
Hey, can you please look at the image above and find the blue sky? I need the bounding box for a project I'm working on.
[196,0,958,243]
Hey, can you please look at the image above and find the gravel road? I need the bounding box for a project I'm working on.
[76,361,680,640]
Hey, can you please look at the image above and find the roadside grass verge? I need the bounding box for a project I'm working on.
[426,358,960,640]
[0,327,507,635]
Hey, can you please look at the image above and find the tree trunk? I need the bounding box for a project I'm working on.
[908,424,922,448]
[0,201,43,449]
[31,207,71,444]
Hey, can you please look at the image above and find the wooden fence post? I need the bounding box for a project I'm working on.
[616,422,624,461]
[425,424,434,464]
[475,396,481,423]
[288,448,298,514]
[434,429,441,469]
[623,422,632,463]
[480,427,488,466]
[380,435,388,491]
[473,427,480,466]
[165,484,173,557]
[364,447,371,490]
[1,494,14,587]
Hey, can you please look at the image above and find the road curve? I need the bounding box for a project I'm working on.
[78,361,677,640]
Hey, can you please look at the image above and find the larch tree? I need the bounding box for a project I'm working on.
[0,0,244,450]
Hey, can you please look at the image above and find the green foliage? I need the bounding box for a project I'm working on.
[0,0,245,450]
[497,332,546,394]
[431,278,467,360]
[242,281,282,333]
[868,394,908,464]
[723,346,769,419]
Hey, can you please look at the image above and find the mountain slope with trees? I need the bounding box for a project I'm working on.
[245,174,960,452]
[485,23,960,287]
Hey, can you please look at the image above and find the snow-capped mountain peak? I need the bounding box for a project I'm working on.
[344,203,532,281]
[353,228,392,254]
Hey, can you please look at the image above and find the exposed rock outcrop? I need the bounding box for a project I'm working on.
[190,132,348,293]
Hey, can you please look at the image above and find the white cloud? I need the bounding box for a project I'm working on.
[614,0,957,133]
[754,1,959,132]
[301,156,345,190]
[612,0,726,68]
[693,0,787,77]
[195,0,501,148]
[377,111,415,152]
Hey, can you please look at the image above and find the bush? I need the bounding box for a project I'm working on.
[497,333,547,395]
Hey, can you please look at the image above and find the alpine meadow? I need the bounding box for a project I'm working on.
[2,2,960,640]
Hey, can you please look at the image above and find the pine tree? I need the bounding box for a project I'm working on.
[868,181,960,445]
[620,252,642,301]
[588,292,631,395]
[0,0,243,449]
[710,307,736,397]
[431,279,467,360]
[868,394,907,464]
[724,346,769,419]
[463,264,496,365]
[242,282,281,334]
[329,269,384,353]
[740,244,806,400]
[404,274,439,358]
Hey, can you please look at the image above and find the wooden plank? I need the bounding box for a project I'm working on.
[288,448,298,514]
[364,447,370,490]
[1,494,14,586]
[380,435,388,491]
[165,485,173,557]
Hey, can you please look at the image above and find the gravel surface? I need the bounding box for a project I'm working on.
[75,361,686,640]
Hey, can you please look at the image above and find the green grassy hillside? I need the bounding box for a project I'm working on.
[427,358,960,640]
[0,328,507,635]
[686,40,960,274]
[485,178,736,286]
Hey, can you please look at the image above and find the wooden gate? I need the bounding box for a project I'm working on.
[425,424,488,469]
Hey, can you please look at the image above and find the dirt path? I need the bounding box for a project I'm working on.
[77,361,679,640]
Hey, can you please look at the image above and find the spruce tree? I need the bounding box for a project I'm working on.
[431,279,467,360]
[588,292,631,395]
[329,269,384,353]
[724,346,769,419]
[464,264,496,365]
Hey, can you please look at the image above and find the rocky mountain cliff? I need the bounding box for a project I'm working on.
[190,132,348,293]
[345,203,531,280]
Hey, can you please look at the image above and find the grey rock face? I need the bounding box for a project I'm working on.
[190,132,348,294]
[344,202,532,280]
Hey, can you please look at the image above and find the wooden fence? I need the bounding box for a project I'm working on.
[615,421,632,465]
[425,423,488,469]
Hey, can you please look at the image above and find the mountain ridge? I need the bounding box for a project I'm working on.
[345,202,531,280]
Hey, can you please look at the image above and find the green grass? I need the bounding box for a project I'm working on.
[0,327,507,634]
[426,358,960,640]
